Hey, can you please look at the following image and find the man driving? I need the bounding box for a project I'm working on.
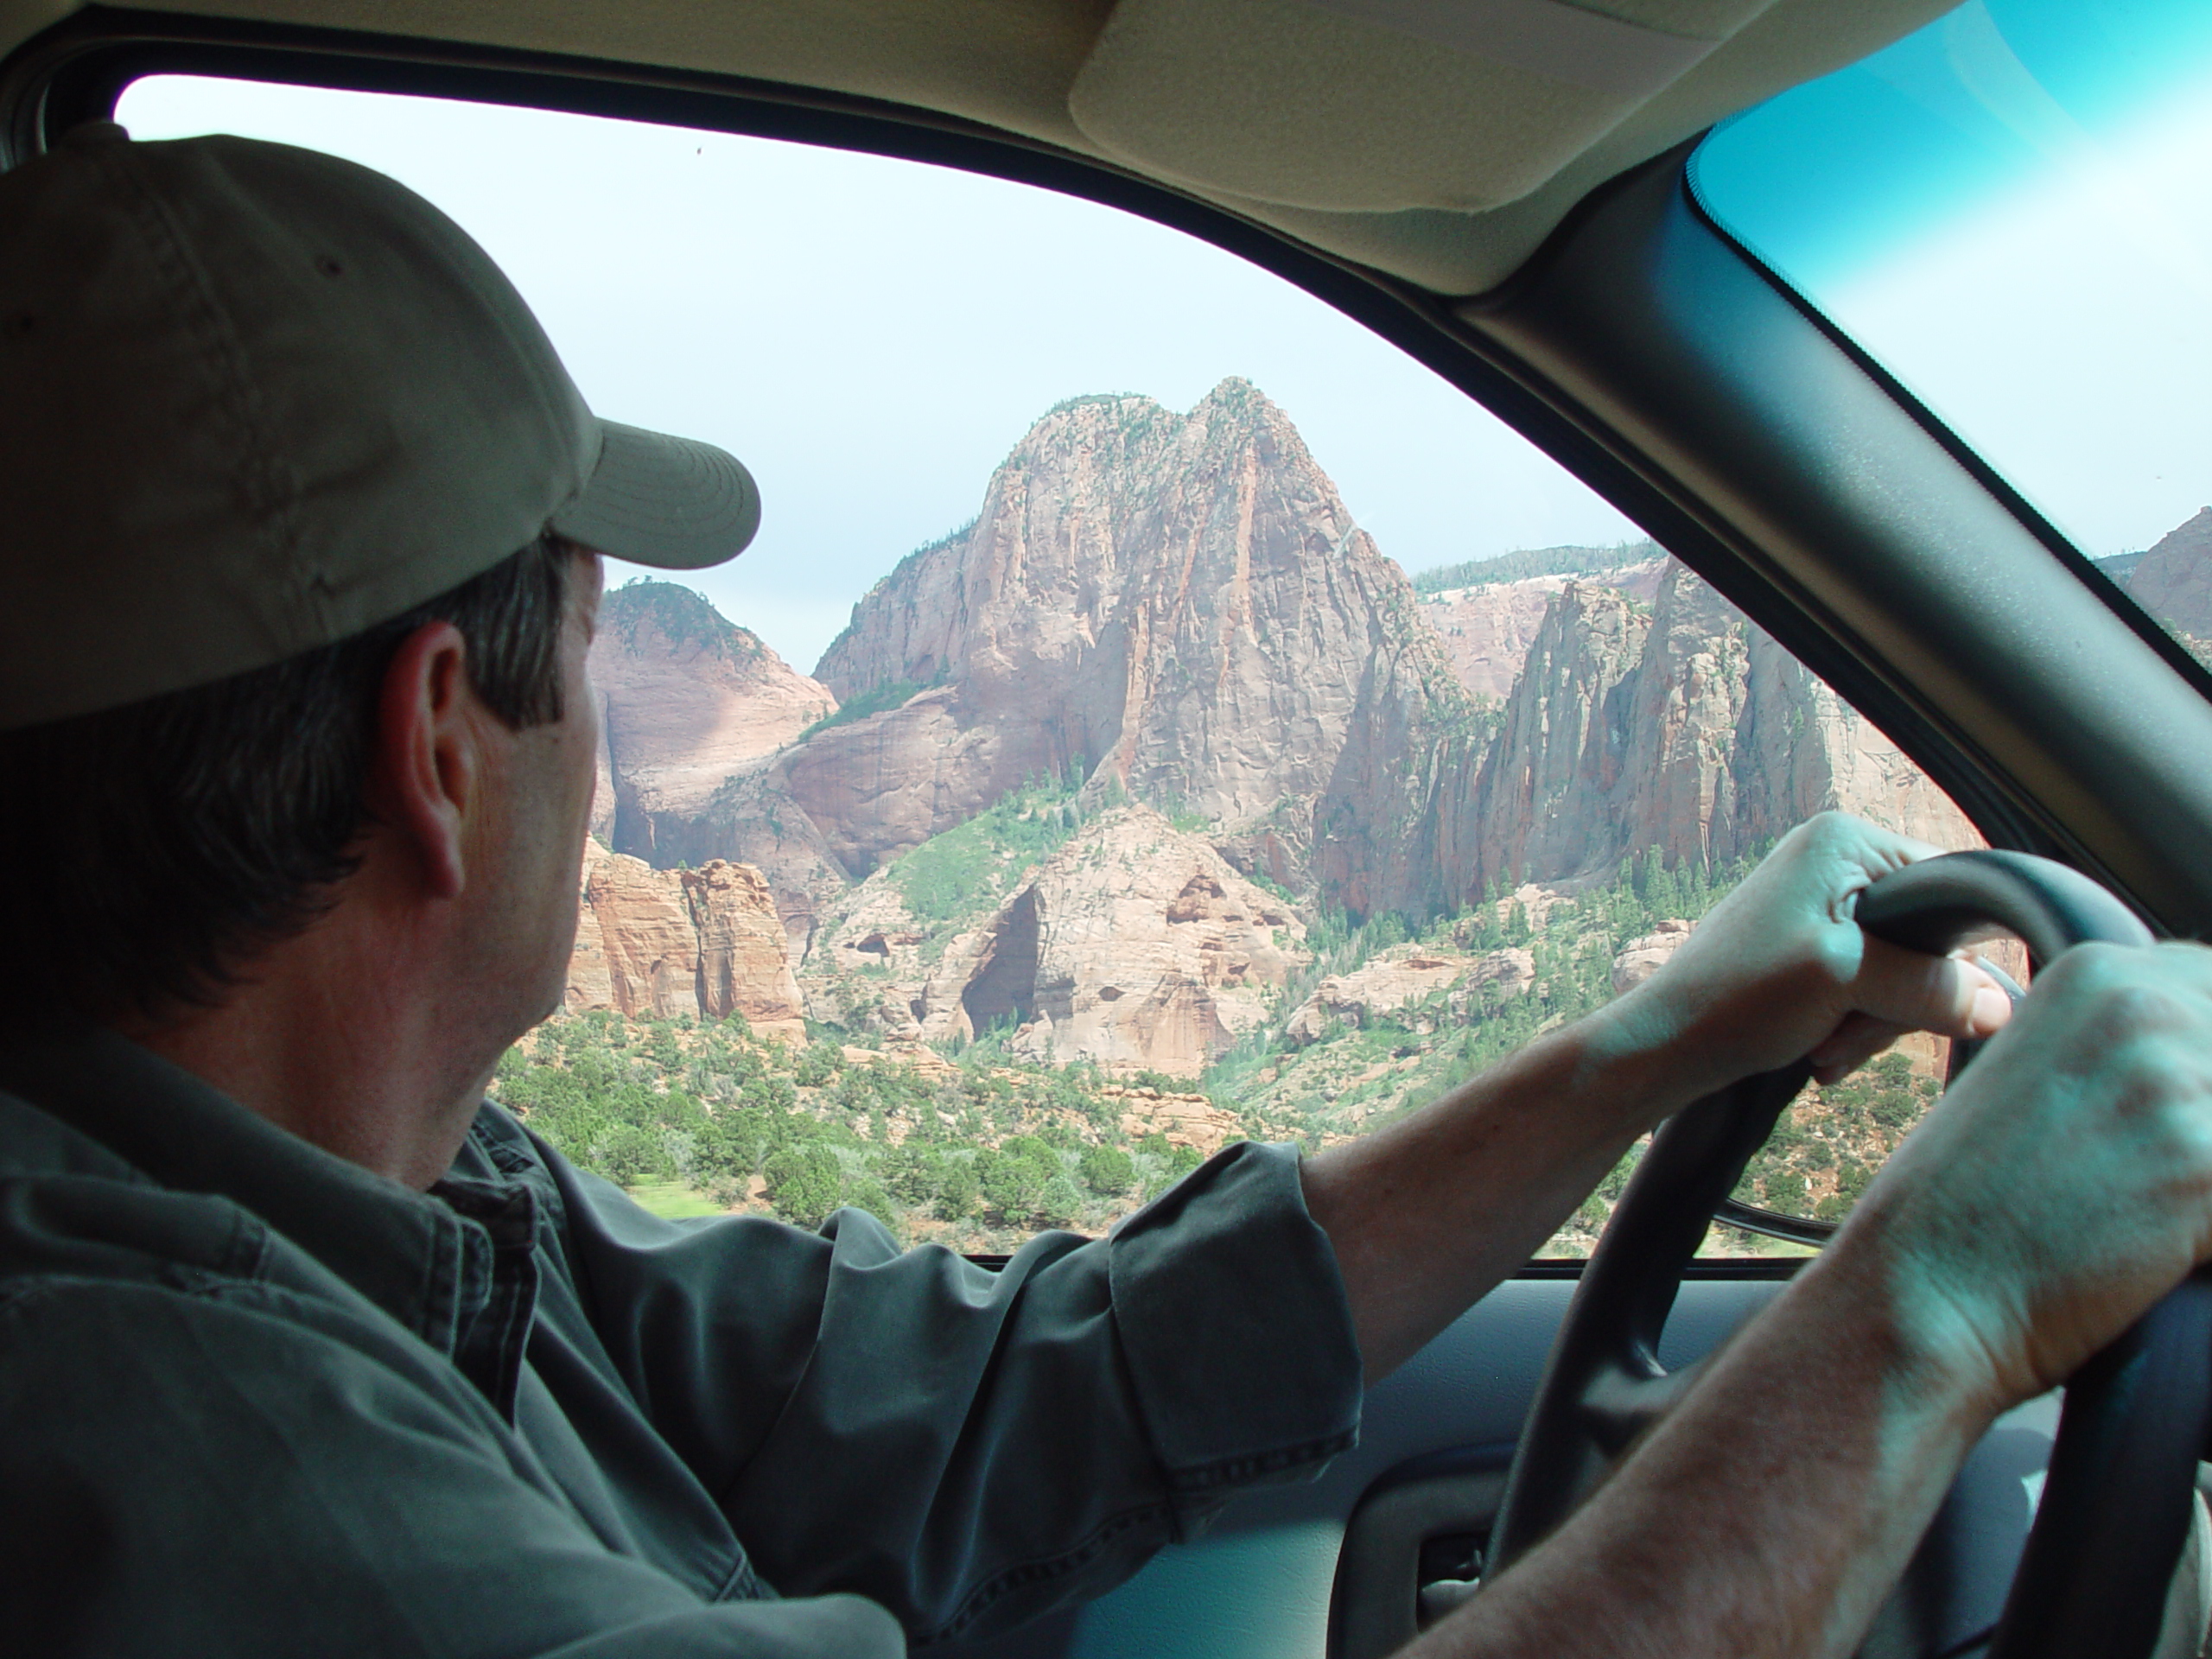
[4,124,2209,1659]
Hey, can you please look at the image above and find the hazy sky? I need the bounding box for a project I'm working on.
[119,9,2212,673]
[1694,0,2212,562]
[119,75,1642,675]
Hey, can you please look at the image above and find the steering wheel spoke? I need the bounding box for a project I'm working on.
[1582,1359,1700,1456]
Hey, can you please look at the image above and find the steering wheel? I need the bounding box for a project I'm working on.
[1486,849,2212,1659]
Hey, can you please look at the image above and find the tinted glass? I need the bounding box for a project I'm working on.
[1694,0,2212,661]
[120,77,1985,1255]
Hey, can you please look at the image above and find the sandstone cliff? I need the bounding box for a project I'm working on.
[588,581,835,857]
[568,838,805,1039]
[647,380,1470,926]
[1430,560,1980,898]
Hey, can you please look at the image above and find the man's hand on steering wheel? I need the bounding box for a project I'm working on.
[1842,936,2212,1415]
[1606,812,2015,1104]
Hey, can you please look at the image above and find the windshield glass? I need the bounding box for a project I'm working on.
[118,76,1986,1257]
[1692,0,2212,656]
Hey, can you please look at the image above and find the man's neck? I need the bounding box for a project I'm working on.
[120,904,508,1190]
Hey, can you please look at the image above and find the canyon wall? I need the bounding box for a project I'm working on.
[588,581,835,857]
[1427,561,1980,899]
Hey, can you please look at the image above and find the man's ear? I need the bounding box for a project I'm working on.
[369,620,480,901]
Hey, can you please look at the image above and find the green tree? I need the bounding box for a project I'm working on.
[764,1145,843,1230]
[977,1145,1053,1218]
[1078,1144,1135,1196]
[794,1041,847,1088]
[934,1157,980,1220]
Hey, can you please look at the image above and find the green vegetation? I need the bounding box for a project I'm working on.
[887,772,1090,924]
[1411,539,1662,594]
[507,830,1932,1260]
[492,1004,1215,1252]
[603,578,760,660]
[798,678,931,742]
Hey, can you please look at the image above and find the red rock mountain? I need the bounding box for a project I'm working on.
[563,383,2052,1073]
[639,379,1468,938]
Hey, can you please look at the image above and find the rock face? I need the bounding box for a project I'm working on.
[650,380,1469,928]
[801,804,1306,1077]
[1285,944,1535,1045]
[1610,919,1694,995]
[568,839,805,1039]
[588,581,835,857]
[2120,506,2212,640]
[1431,560,1982,898]
[1419,559,1663,701]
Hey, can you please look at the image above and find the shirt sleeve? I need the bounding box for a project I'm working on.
[533,1135,1363,1645]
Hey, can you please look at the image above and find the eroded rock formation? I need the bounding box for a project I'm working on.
[801,804,1306,1077]
[568,838,805,1039]
[1284,944,1535,1046]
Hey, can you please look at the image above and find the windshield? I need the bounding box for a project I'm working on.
[117,76,1988,1257]
[1692,0,2212,657]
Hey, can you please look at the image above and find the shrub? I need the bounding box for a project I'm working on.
[1078,1144,1135,1196]
[764,1145,843,1230]
[794,1041,847,1088]
[934,1157,980,1220]
[977,1145,1054,1219]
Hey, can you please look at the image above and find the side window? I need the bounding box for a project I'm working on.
[122,78,1984,1256]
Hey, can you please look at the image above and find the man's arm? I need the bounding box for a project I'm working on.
[1376,909,2212,1658]
[1304,813,2012,1379]
[1414,1234,1992,1659]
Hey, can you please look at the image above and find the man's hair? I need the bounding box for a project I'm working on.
[0,533,578,1030]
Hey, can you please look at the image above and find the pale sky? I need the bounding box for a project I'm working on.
[118,75,1643,676]
[1814,65,2212,559]
[119,36,2212,674]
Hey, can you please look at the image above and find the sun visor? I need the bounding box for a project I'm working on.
[1068,0,1780,213]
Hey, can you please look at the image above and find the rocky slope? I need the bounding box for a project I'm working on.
[802,802,1306,1077]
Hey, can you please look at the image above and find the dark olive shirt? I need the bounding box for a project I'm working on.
[0,1029,1362,1656]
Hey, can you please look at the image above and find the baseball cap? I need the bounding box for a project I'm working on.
[0,121,762,732]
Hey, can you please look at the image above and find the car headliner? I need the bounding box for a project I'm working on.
[0,0,1959,294]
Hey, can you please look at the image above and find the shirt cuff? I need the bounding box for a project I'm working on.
[1107,1141,1363,1508]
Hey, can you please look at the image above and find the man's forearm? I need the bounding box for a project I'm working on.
[1421,1238,1999,1659]
[1301,1007,1679,1381]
